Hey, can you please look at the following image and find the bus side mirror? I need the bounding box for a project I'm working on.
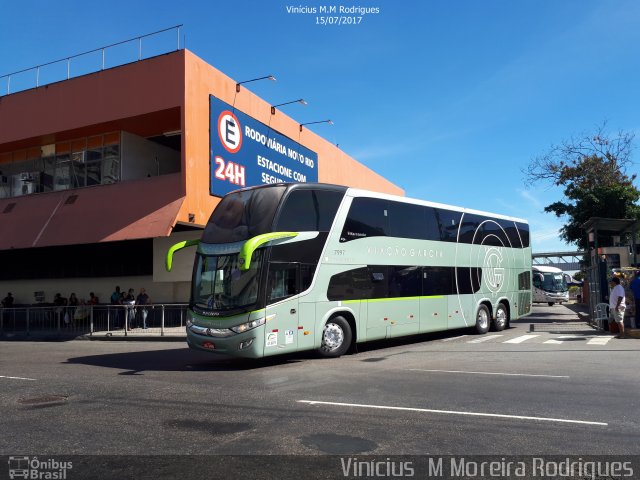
[238,232,299,271]
[166,239,200,271]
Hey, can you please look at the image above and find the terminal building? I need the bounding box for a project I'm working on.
[0,45,401,305]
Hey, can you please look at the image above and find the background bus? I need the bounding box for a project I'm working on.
[167,183,532,358]
[532,265,569,306]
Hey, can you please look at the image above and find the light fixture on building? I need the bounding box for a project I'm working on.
[271,98,307,115]
[235,75,276,93]
[163,130,182,137]
[299,119,333,132]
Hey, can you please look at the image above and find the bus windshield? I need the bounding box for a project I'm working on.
[192,250,264,312]
[202,185,286,244]
[539,272,567,293]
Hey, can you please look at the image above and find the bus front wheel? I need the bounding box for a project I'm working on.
[475,305,490,334]
[318,316,352,358]
[548,302,554,306]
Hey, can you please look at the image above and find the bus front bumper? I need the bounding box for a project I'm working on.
[186,325,265,358]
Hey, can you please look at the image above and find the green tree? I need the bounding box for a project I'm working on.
[524,123,640,251]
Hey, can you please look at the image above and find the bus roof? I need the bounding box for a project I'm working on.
[532,265,564,273]
[346,187,528,224]
[221,183,528,224]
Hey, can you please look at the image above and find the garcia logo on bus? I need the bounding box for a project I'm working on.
[483,247,505,294]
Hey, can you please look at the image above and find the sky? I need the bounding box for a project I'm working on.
[2,0,640,253]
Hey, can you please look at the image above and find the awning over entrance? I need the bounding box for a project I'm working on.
[0,173,185,249]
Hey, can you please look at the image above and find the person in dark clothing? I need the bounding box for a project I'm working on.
[135,288,151,329]
[1,292,14,308]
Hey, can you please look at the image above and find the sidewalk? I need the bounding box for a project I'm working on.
[526,302,599,334]
[528,301,640,338]
[86,326,187,341]
[1,326,187,342]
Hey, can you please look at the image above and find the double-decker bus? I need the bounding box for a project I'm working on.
[166,183,532,358]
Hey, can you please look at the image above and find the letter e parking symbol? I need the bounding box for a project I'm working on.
[218,110,242,154]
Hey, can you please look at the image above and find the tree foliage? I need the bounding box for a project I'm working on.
[524,123,640,250]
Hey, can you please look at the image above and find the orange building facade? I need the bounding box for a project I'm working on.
[0,49,402,304]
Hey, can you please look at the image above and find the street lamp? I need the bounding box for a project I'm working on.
[271,99,307,115]
[299,119,333,132]
[235,75,276,93]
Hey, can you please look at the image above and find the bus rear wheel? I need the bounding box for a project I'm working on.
[548,302,554,306]
[493,303,508,331]
[475,305,490,334]
[318,316,352,358]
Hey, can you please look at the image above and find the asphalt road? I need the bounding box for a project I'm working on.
[1,303,638,463]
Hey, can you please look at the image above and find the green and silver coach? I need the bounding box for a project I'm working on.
[166,183,532,358]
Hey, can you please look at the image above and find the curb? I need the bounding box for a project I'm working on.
[86,334,186,342]
[0,333,186,342]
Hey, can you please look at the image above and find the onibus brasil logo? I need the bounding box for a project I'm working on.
[8,456,72,479]
[483,247,505,294]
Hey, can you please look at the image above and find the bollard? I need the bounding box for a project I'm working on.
[161,305,165,337]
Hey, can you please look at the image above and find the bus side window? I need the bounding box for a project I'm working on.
[341,197,389,242]
[300,264,316,292]
[267,263,299,302]
[435,209,462,242]
[276,189,344,232]
[533,274,543,288]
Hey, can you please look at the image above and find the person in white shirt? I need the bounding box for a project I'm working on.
[609,277,626,339]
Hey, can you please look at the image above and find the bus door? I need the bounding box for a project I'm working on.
[420,267,449,333]
[365,267,391,340]
[387,266,420,338]
[264,262,300,356]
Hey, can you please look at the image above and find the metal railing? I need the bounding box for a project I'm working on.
[1,25,183,96]
[0,303,188,338]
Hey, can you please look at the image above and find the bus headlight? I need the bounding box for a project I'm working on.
[186,311,194,328]
[231,317,266,334]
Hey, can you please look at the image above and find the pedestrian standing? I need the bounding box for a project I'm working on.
[110,286,123,329]
[609,277,626,339]
[629,272,640,329]
[1,292,13,308]
[88,292,99,305]
[122,288,135,330]
[135,288,151,329]
[1,292,14,325]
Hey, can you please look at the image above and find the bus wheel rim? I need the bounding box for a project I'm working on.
[323,323,344,350]
[496,308,507,327]
[477,309,488,329]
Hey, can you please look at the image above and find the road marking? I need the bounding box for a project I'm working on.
[587,337,614,345]
[544,339,564,344]
[407,369,569,379]
[504,334,539,344]
[441,335,468,342]
[468,335,503,343]
[297,400,607,426]
[0,375,37,381]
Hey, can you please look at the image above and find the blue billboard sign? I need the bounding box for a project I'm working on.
[209,95,318,197]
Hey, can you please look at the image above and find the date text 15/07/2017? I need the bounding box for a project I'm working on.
[316,16,364,25]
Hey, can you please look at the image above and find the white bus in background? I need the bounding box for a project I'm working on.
[532,265,569,306]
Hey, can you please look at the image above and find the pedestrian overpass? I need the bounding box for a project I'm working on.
[532,251,584,272]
